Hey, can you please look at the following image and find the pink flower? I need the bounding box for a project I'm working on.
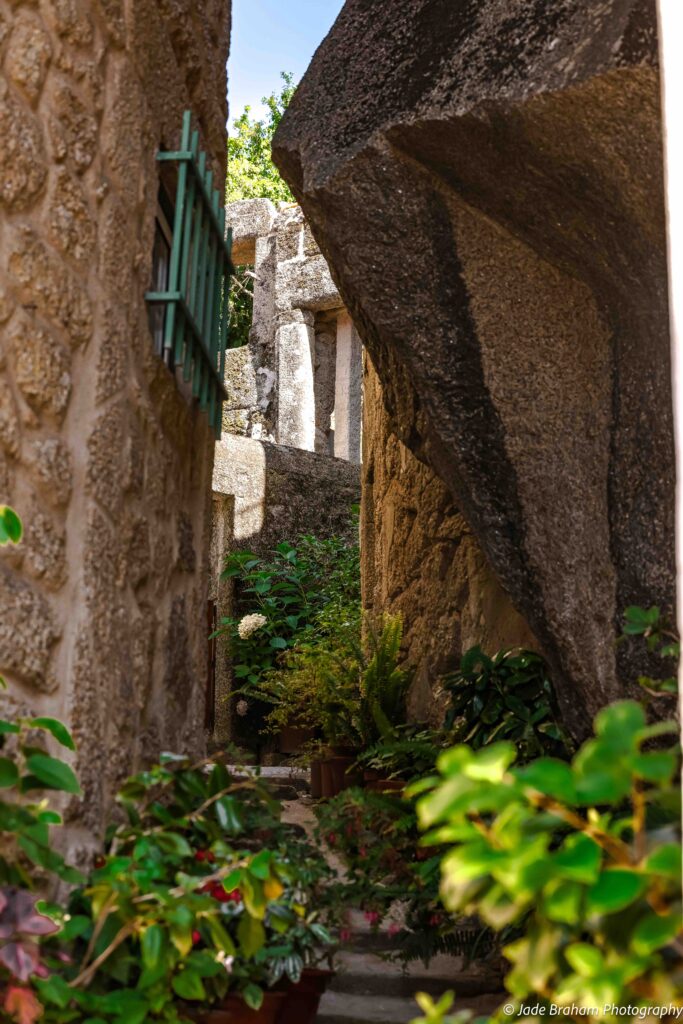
[339,928,353,943]
[388,923,401,937]
[364,910,381,926]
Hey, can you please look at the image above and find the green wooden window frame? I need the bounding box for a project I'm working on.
[145,110,236,438]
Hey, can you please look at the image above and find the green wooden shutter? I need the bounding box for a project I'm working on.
[145,110,237,438]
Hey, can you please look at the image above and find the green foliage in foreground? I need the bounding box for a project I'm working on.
[413,700,682,1021]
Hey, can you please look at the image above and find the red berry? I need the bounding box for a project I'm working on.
[93,855,106,869]
[192,930,201,945]
[194,850,206,862]
[327,833,337,846]
[206,851,216,863]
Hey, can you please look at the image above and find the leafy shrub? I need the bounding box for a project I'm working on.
[40,753,334,1022]
[220,528,360,687]
[415,700,682,1015]
[442,647,571,762]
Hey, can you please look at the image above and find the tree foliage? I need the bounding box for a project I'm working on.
[226,72,296,204]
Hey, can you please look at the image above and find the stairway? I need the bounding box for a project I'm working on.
[315,948,504,1023]
[232,770,506,1024]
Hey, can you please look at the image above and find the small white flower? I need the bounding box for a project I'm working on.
[238,613,268,639]
[236,699,249,717]
[216,951,235,974]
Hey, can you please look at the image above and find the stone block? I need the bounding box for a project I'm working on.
[226,198,277,264]
[48,167,96,263]
[9,227,93,346]
[0,83,47,209]
[0,566,60,691]
[0,380,20,456]
[5,16,52,103]
[11,319,71,419]
[26,438,73,506]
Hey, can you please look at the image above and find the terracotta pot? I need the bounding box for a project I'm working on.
[321,757,335,794]
[327,756,361,796]
[195,992,287,1024]
[277,968,334,1024]
[278,724,315,754]
[310,760,323,799]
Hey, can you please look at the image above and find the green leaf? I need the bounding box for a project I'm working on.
[543,881,583,924]
[465,742,516,782]
[565,943,604,977]
[171,970,206,1001]
[215,795,243,832]
[631,912,682,954]
[645,843,682,880]
[0,757,19,788]
[0,506,22,545]
[36,975,73,1009]
[554,834,602,884]
[155,831,192,858]
[28,718,76,751]
[515,758,576,803]
[26,753,81,794]
[249,849,272,880]
[243,984,264,1010]
[237,914,266,957]
[587,869,646,914]
[593,701,646,751]
[0,720,20,735]
[142,924,164,969]
[270,637,288,650]
[632,752,677,783]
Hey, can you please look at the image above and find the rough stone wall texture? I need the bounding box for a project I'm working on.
[362,358,536,725]
[274,0,675,738]
[0,0,231,848]
[213,435,360,557]
[223,200,348,446]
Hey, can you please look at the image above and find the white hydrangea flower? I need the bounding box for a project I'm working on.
[237,613,267,639]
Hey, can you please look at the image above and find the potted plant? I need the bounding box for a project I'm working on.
[37,752,336,1024]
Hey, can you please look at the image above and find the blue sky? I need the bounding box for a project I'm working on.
[227,0,345,123]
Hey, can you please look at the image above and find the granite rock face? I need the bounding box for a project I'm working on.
[274,0,674,736]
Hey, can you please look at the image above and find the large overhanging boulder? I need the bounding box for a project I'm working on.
[273,0,675,737]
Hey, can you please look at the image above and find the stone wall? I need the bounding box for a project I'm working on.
[362,358,535,723]
[274,0,675,739]
[223,199,363,463]
[0,0,231,850]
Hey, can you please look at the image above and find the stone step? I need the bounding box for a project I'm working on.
[330,951,502,999]
[315,989,504,1024]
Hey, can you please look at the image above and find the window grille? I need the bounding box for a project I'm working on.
[145,111,236,438]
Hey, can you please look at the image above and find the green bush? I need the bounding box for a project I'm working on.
[40,755,334,1022]
[443,646,571,762]
[414,699,682,1017]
